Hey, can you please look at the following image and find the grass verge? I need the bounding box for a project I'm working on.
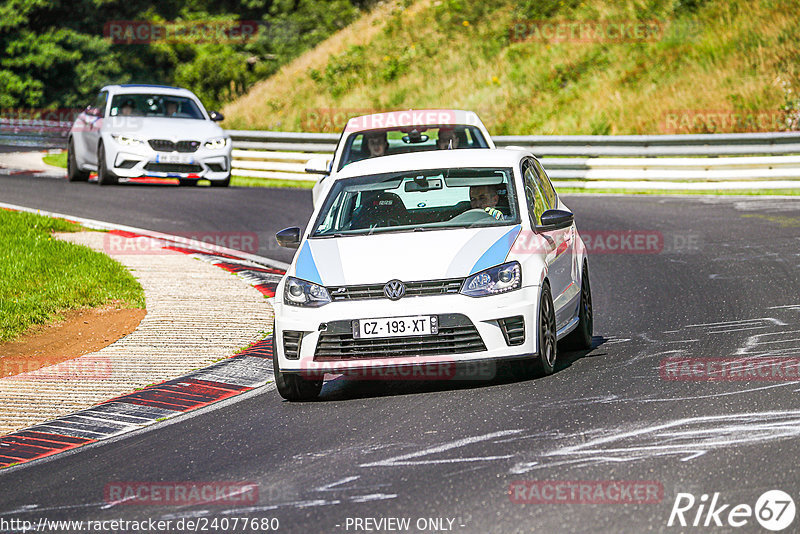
[0,209,145,343]
[231,176,315,188]
[42,151,67,169]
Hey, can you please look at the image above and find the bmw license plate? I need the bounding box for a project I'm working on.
[353,315,438,339]
[156,153,193,164]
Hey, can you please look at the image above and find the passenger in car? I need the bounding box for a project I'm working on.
[365,131,389,157]
[120,99,136,116]
[164,100,179,117]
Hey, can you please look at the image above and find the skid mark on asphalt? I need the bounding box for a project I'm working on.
[508,409,800,473]
[360,430,523,467]
[158,433,527,519]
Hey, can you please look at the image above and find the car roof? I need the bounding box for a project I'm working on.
[334,148,531,179]
[344,109,486,133]
[100,85,197,97]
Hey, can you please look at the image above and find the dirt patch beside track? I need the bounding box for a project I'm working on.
[0,303,145,378]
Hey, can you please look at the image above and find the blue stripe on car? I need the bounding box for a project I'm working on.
[469,225,522,275]
[295,241,323,285]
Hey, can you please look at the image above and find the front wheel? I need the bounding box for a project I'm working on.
[273,339,322,401]
[67,139,89,182]
[511,282,557,378]
[97,144,118,186]
[561,263,593,351]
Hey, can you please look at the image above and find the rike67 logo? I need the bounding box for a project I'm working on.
[668,490,796,531]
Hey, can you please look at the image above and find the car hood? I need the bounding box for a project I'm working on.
[294,225,522,286]
[103,117,225,141]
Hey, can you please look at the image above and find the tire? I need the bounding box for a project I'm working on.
[67,139,89,182]
[561,263,593,351]
[97,144,118,186]
[209,174,231,187]
[511,282,557,378]
[273,339,322,401]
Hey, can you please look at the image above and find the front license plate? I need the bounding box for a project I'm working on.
[155,153,193,164]
[353,315,438,339]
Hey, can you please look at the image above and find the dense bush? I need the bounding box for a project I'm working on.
[0,0,375,110]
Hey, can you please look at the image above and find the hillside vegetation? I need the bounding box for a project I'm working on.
[223,0,800,135]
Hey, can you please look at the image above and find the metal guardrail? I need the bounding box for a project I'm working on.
[228,130,800,186]
[3,121,800,187]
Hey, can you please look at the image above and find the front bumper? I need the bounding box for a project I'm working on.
[273,286,542,375]
[107,142,231,181]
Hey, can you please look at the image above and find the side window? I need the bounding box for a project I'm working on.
[522,160,546,226]
[87,92,107,117]
[532,159,557,208]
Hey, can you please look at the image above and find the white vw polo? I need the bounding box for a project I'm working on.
[272,149,593,400]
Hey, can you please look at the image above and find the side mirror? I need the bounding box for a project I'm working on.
[276,227,301,249]
[209,111,224,122]
[536,209,574,232]
[305,156,331,175]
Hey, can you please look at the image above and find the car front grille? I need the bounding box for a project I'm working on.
[327,278,464,301]
[314,314,485,360]
[148,139,201,153]
[498,316,525,346]
[143,162,203,173]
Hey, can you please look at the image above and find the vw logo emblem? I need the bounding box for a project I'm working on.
[383,279,406,300]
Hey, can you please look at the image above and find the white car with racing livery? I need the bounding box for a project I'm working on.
[273,148,593,401]
[307,109,495,205]
[67,84,231,186]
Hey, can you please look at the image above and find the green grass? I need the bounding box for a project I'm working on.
[231,176,315,188]
[43,151,67,169]
[0,210,145,343]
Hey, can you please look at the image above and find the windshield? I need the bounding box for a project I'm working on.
[337,125,489,170]
[109,94,205,119]
[312,167,519,237]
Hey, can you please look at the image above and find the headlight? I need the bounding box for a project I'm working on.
[204,137,229,149]
[110,134,144,146]
[460,261,521,297]
[284,276,331,307]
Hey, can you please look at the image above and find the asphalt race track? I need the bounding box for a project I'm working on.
[3,168,800,533]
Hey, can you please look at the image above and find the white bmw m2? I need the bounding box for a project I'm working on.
[273,149,593,400]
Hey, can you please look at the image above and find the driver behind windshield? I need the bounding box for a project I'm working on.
[437,127,460,149]
[469,185,504,220]
[164,100,179,116]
